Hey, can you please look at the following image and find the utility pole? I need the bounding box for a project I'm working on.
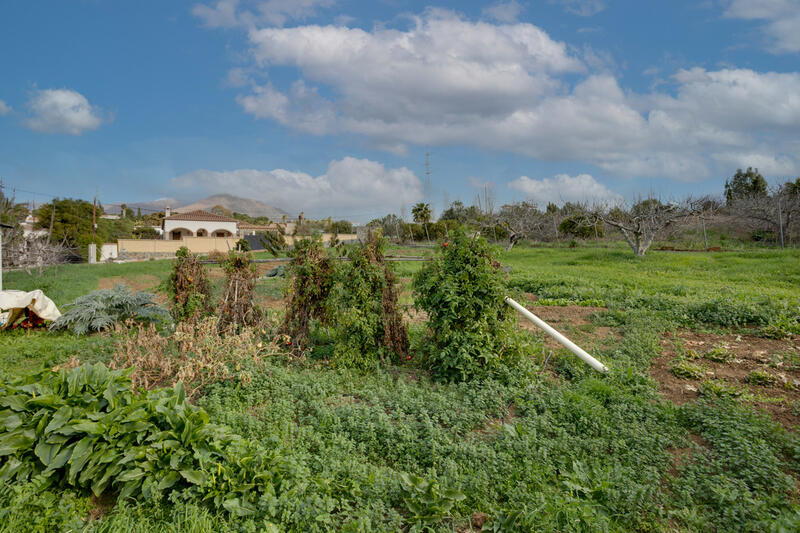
[777,198,785,249]
[92,194,97,242]
[48,204,55,244]
[0,223,11,291]
[701,214,708,250]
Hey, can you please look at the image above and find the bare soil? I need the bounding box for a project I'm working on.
[97,274,166,304]
[652,330,800,429]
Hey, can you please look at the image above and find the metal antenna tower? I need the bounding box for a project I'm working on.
[424,151,432,202]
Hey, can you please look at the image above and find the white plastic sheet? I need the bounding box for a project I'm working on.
[0,289,62,328]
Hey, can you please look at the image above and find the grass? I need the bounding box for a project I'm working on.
[1,243,799,532]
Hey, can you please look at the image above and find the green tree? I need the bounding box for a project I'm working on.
[439,201,481,224]
[725,167,768,205]
[34,198,97,249]
[412,203,432,241]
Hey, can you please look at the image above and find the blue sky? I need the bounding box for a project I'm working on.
[1,0,799,221]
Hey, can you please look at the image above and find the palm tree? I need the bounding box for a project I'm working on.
[412,203,432,241]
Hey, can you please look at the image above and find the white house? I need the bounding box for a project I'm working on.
[161,209,239,240]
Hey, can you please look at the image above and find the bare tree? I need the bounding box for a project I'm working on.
[731,183,799,248]
[591,197,705,256]
[495,201,550,250]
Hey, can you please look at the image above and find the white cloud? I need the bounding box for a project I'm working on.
[724,0,800,53]
[170,157,422,218]
[508,173,622,206]
[0,100,11,115]
[206,8,800,181]
[193,0,335,28]
[482,1,524,23]
[550,0,606,17]
[23,88,107,135]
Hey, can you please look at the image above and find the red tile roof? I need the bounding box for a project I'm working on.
[164,210,239,223]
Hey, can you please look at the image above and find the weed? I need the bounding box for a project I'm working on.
[703,344,734,363]
[670,360,707,380]
[746,370,777,386]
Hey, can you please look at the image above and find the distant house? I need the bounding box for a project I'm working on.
[160,208,287,240]
[21,215,48,239]
[161,208,239,240]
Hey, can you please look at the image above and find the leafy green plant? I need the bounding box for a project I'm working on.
[0,363,306,519]
[700,379,743,398]
[412,227,525,382]
[399,473,465,532]
[703,345,734,363]
[670,360,706,380]
[746,370,776,386]
[50,285,169,335]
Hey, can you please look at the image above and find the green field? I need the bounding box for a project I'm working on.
[2,244,800,532]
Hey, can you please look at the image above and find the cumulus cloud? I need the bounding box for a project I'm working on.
[724,0,800,53]
[550,0,606,17]
[170,157,422,218]
[482,1,524,23]
[193,0,335,28]
[204,8,800,181]
[0,100,11,115]
[509,174,622,206]
[23,89,107,135]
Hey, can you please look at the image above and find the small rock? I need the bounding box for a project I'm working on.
[684,384,698,392]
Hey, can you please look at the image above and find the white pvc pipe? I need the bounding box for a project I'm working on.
[505,296,609,373]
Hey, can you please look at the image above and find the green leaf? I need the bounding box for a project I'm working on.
[0,410,23,431]
[157,471,181,490]
[0,430,35,456]
[179,469,208,486]
[34,441,62,466]
[67,436,95,484]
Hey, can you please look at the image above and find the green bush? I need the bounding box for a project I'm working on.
[0,363,305,519]
[50,285,169,335]
[412,227,525,382]
[329,233,408,369]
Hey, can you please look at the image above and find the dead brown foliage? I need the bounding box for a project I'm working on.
[168,248,214,320]
[217,252,263,332]
[111,317,279,399]
[365,230,409,358]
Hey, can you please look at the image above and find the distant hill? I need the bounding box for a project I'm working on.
[104,198,177,215]
[177,194,288,221]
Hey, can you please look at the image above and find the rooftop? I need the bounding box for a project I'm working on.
[163,210,239,223]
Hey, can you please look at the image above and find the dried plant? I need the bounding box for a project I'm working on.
[111,317,279,399]
[166,246,214,321]
[217,251,263,332]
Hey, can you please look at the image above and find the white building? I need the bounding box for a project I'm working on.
[161,209,239,240]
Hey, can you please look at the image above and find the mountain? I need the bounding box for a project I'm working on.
[104,198,177,215]
[177,194,288,220]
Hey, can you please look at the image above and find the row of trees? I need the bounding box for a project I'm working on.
[369,169,799,257]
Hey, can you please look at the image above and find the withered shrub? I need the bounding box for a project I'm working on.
[111,317,278,399]
[217,251,263,332]
[166,246,214,321]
